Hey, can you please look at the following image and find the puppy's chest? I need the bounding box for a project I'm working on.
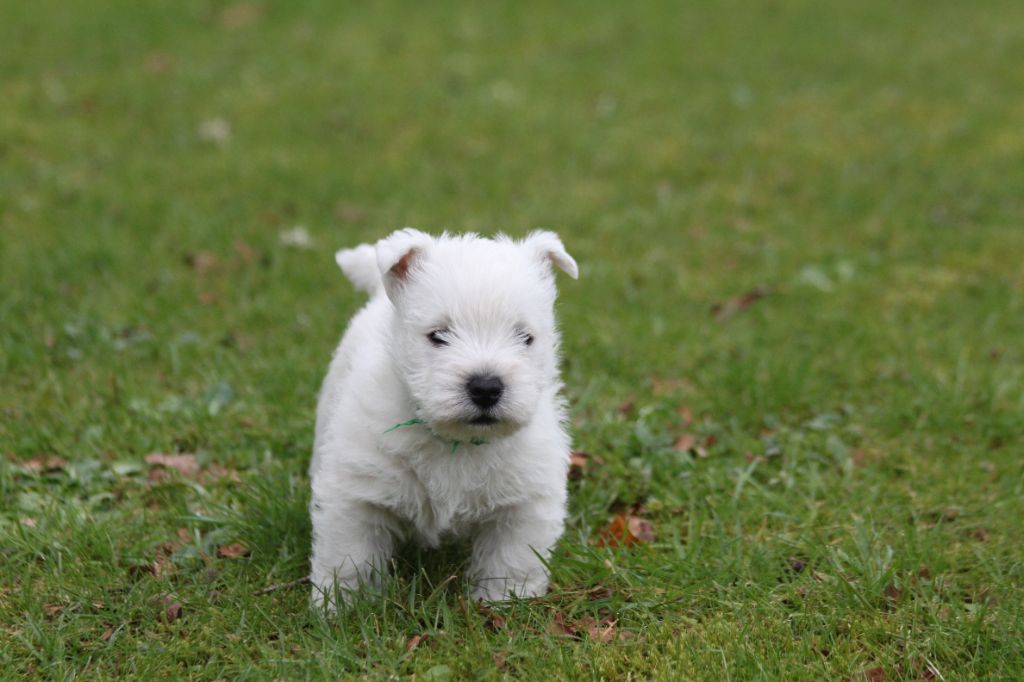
[391,454,524,546]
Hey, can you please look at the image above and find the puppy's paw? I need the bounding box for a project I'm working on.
[471,575,549,603]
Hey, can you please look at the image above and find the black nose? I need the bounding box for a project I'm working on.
[466,374,504,409]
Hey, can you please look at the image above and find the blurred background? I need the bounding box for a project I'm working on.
[3,0,1022,451]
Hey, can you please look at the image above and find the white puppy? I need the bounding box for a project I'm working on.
[309,229,578,608]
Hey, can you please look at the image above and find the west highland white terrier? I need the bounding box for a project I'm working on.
[309,228,578,608]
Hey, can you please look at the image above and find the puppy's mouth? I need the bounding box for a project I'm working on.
[468,414,499,426]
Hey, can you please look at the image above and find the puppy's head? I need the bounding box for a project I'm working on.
[376,228,577,442]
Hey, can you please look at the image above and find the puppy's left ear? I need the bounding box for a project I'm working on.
[524,230,578,279]
[376,227,434,302]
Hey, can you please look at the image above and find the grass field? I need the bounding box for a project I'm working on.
[3,0,1024,678]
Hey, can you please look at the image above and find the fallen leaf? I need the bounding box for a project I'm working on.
[568,451,593,480]
[164,600,183,622]
[478,603,506,631]
[969,527,990,542]
[405,633,428,653]
[216,542,250,559]
[145,453,200,478]
[580,616,617,643]
[673,433,697,452]
[147,467,171,483]
[862,667,886,682]
[596,513,655,548]
[176,528,192,543]
[218,2,263,29]
[232,239,259,265]
[616,399,635,415]
[43,603,63,617]
[204,464,241,483]
[627,516,656,544]
[677,405,693,427]
[99,626,114,641]
[21,455,68,473]
[492,652,508,672]
[884,582,902,603]
[20,517,37,528]
[711,286,771,321]
[548,612,576,637]
[184,250,220,274]
[650,377,692,396]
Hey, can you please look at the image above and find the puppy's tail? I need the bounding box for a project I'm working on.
[334,244,382,295]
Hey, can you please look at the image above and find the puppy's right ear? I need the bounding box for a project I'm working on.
[376,228,433,302]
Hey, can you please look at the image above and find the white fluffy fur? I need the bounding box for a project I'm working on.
[309,229,578,608]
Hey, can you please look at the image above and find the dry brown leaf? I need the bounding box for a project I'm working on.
[596,513,655,548]
[711,286,771,321]
[969,527,991,542]
[677,405,693,427]
[22,455,68,473]
[580,616,620,643]
[21,517,37,528]
[569,451,596,480]
[651,377,692,396]
[478,603,506,631]
[164,600,183,622]
[492,652,508,672]
[43,603,63,617]
[147,467,171,483]
[548,612,576,637]
[673,433,697,452]
[627,516,656,544]
[204,464,241,483]
[217,542,250,559]
[185,250,219,274]
[617,399,635,415]
[145,453,200,478]
[405,633,427,653]
[233,239,258,265]
[884,583,902,603]
[176,528,191,543]
[99,626,114,641]
[862,667,886,682]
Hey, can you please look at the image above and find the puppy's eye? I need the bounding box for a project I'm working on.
[518,330,534,347]
[427,330,450,347]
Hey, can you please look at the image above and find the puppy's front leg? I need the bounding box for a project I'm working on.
[470,503,565,602]
[309,497,396,611]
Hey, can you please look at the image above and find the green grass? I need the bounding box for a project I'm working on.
[2,0,1023,678]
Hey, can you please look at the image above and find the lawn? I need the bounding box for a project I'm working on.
[2,0,1023,678]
